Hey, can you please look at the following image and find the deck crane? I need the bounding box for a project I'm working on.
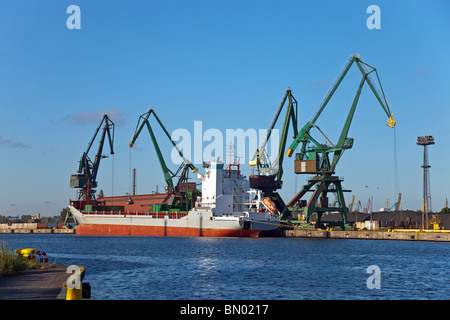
[248,89,298,212]
[391,192,402,211]
[129,108,199,210]
[355,200,362,213]
[70,114,115,208]
[282,53,396,229]
[349,195,356,212]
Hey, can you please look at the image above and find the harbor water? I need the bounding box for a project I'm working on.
[1,234,448,300]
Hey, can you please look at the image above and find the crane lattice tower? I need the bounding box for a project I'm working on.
[417,136,434,228]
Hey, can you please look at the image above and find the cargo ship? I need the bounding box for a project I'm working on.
[69,161,281,237]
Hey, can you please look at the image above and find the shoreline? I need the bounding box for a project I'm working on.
[2,225,450,242]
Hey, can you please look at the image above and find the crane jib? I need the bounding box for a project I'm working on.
[128,108,198,193]
[286,53,395,159]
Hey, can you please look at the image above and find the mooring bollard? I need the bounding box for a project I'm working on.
[64,282,83,300]
[15,248,36,259]
[65,265,86,300]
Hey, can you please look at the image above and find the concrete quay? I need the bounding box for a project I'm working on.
[0,228,75,234]
[282,229,450,242]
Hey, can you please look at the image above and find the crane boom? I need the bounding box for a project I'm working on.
[349,195,355,212]
[286,53,395,162]
[395,193,402,211]
[129,108,198,193]
[310,53,394,125]
[250,89,298,178]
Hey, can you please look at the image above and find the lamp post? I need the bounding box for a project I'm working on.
[365,186,379,227]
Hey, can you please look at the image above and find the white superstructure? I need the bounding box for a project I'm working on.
[198,161,249,214]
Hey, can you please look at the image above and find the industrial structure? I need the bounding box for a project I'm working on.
[248,88,298,213]
[70,114,115,208]
[129,108,200,212]
[417,135,434,229]
[281,53,396,229]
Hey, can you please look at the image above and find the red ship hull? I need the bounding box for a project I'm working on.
[75,223,261,237]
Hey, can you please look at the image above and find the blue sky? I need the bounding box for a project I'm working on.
[0,0,449,216]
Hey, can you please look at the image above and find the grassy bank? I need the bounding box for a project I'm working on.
[0,240,55,276]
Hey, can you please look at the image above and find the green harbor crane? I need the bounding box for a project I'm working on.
[282,53,396,229]
[249,88,298,212]
[129,108,199,211]
[70,114,115,207]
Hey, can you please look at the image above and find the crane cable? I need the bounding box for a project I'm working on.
[129,147,133,195]
[128,147,139,196]
[393,125,400,207]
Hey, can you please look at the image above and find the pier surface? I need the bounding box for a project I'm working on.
[0,265,69,300]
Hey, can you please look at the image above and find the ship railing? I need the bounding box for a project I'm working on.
[84,210,187,219]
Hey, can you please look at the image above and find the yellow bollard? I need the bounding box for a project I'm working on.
[15,248,36,259]
[79,266,85,282]
[65,283,83,300]
[65,265,85,300]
